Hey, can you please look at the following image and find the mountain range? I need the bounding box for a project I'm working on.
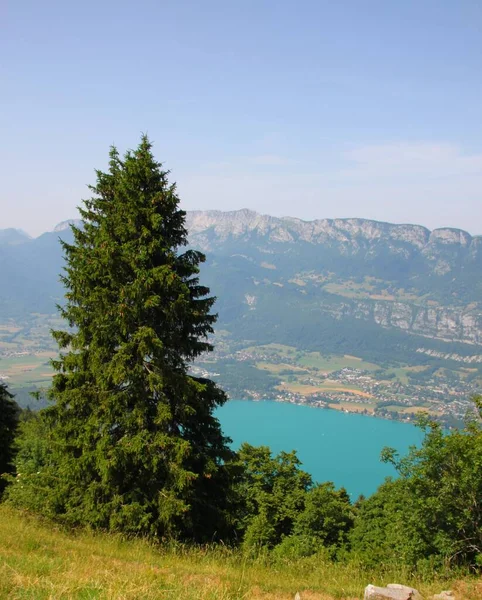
[2,210,482,365]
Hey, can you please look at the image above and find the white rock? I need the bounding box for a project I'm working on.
[364,583,422,600]
[387,584,423,600]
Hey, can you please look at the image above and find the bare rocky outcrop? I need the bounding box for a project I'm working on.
[331,299,482,345]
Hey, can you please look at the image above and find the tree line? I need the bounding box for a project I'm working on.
[1,137,481,574]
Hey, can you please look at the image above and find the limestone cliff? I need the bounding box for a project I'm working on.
[185,209,482,348]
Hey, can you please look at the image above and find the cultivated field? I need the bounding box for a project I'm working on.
[0,353,55,388]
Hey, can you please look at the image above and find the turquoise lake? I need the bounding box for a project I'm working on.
[216,400,424,498]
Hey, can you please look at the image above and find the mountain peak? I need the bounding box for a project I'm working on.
[53,219,82,233]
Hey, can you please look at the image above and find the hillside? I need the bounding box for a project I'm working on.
[0,506,479,600]
[1,210,482,422]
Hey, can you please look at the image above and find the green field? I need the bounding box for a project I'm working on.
[256,362,309,374]
[0,354,55,388]
[243,343,298,356]
[244,345,382,373]
[297,353,380,373]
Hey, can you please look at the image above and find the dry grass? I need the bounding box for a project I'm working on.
[0,506,480,600]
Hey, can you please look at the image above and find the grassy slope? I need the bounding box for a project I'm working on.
[1,507,481,600]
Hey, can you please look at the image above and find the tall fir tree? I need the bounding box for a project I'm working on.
[0,383,19,495]
[45,136,233,540]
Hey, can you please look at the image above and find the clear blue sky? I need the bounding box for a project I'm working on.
[2,0,482,235]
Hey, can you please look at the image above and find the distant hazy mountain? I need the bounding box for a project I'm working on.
[0,224,74,316]
[2,210,482,364]
[0,228,31,247]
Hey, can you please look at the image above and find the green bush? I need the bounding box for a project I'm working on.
[272,534,321,560]
[4,413,56,515]
[233,443,312,551]
[293,482,354,551]
[233,444,355,557]
[351,398,482,571]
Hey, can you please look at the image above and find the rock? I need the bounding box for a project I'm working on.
[432,592,454,600]
[387,584,423,600]
[364,583,422,600]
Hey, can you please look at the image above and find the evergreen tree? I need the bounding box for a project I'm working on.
[0,383,19,495]
[43,136,233,539]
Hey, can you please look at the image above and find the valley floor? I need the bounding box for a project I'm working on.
[0,506,481,600]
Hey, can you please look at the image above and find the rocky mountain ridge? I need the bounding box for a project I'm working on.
[183,210,482,351]
[186,210,482,282]
[2,209,482,358]
[186,209,478,250]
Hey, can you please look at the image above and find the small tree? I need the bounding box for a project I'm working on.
[38,136,233,540]
[292,482,354,549]
[234,443,312,550]
[3,412,53,511]
[0,383,19,495]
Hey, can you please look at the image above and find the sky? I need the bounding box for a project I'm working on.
[2,0,482,236]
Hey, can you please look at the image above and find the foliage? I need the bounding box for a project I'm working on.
[292,482,354,549]
[232,443,353,558]
[4,412,55,513]
[7,137,234,541]
[0,383,20,495]
[349,477,416,567]
[271,533,323,560]
[232,443,311,550]
[272,483,354,560]
[351,398,482,571]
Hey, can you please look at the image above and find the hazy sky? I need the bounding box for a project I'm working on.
[2,0,482,236]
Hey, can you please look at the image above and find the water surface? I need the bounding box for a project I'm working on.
[217,400,424,498]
